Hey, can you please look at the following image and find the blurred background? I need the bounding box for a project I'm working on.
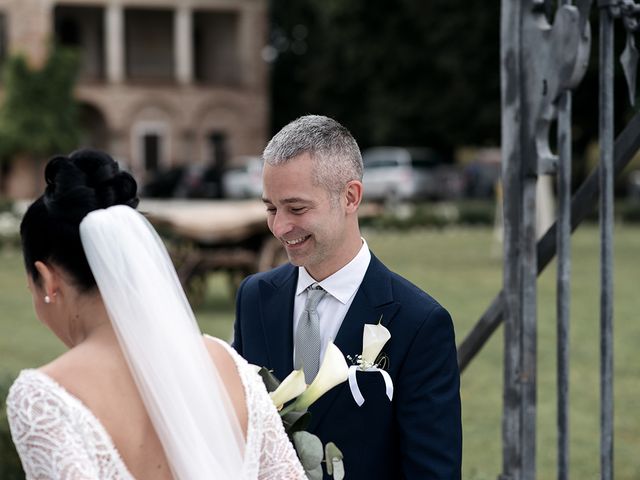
[0,0,639,478]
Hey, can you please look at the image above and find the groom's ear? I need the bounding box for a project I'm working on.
[344,180,363,213]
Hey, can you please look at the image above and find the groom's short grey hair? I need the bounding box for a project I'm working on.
[263,115,363,197]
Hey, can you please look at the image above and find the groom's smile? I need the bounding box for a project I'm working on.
[281,231,313,255]
[284,234,311,246]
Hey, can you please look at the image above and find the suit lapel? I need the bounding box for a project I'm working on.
[259,265,298,381]
[309,254,400,430]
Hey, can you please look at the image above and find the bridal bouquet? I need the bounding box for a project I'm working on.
[256,342,348,480]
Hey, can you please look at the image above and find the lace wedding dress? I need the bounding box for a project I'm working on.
[6,340,306,480]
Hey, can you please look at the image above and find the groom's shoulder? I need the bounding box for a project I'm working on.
[239,262,296,293]
[390,269,444,312]
[380,263,455,340]
[371,254,446,313]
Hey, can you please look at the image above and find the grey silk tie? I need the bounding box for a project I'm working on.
[295,284,327,383]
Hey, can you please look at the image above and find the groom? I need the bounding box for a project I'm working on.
[233,115,461,479]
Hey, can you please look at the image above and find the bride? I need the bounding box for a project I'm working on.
[6,150,306,479]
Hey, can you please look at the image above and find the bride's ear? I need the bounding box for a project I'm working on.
[34,261,60,303]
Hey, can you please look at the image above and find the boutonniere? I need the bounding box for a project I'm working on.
[346,317,394,406]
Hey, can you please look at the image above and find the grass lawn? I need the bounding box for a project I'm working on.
[1,225,638,478]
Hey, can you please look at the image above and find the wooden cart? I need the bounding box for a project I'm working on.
[141,199,382,305]
[141,199,285,304]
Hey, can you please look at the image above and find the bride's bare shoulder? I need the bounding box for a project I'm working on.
[202,335,238,368]
[202,335,248,432]
[39,345,94,383]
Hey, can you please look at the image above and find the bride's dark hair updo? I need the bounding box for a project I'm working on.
[20,149,139,291]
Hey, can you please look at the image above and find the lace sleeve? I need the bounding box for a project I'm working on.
[253,379,307,480]
[222,346,306,480]
[6,371,100,480]
[205,338,307,479]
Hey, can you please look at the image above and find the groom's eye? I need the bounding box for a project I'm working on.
[291,207,306,214]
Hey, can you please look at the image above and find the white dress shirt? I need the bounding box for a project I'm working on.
[293,239,372,366]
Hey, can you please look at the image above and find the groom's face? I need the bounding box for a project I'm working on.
[262,153,348,279]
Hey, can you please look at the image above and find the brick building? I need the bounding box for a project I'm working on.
[0,0,269,198]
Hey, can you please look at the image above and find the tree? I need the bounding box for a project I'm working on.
[269,0,502,153]
[268,0,633,172]
[0,46,81,195]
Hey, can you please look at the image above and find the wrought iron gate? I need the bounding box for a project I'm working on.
[456,1,640,479]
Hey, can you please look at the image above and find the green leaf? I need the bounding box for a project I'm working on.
[292,431,323,471]
[331,459,345,480]
[257,367,281,393]
[304,465,323,480]
[324,442,343,476]
[281,409,311,435]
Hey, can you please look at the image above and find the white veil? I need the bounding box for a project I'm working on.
[79,205,245,479]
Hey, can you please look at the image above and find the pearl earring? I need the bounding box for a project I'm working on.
[44,295,51,304]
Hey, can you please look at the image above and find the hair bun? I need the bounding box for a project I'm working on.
[43,149,139,223]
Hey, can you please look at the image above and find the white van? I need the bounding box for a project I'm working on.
[362,147,461,201]
[222,156,263,198]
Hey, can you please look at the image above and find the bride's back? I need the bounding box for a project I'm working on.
[15,151,248,479]
[41,333,248,480]
[10,150,308,480]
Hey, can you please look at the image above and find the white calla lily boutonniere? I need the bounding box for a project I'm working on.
[347,319,394,407]
[362,322,392,366]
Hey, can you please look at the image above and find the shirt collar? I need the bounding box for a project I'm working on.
[296,239,372,304]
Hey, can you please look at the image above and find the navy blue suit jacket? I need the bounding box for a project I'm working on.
[233,253,462,479]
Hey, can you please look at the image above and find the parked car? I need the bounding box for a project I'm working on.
[361,147,462,201]
[462,148,502,198]
[222,156,263,199]
[143,164,222,199]
[142,156,264,199]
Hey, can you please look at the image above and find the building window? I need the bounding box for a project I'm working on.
[208,131,228,168]
[204,131,227,199]
[132,121,169,182]
[194,11,240,85]
[144,133,161,171]
[125,9,174,82]
[54,6,105,81]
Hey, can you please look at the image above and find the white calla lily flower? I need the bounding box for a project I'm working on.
[270,369,307,409]
[361,322,391,366]
[290,342,349,411]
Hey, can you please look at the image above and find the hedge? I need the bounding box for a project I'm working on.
[361,200,496,230]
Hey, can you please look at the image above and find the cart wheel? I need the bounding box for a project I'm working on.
[185,270,209,307]
[227,268,253,299]
[257,237,287,272]
[175,251,208,307]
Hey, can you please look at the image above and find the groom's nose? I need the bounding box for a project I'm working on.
[269,210,293,238]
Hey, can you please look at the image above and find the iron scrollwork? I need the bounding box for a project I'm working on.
[600,0,640,104]
[523,0,593,175]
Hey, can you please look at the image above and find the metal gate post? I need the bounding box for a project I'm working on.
[598,3,615,479]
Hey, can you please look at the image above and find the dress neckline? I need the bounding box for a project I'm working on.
[20,368,135,479]
[20,341,255,479]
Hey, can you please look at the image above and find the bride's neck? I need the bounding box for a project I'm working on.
[79,320,117,345]
[66,295,115,347]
